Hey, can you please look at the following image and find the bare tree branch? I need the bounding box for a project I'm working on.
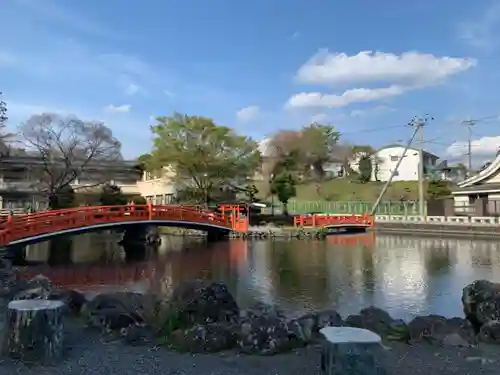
[18,113,122,199]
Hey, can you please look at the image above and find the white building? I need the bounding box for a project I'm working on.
[452,153,500,215]
[372,145,439,182]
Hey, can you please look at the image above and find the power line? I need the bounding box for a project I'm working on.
[339,124,402,136]
[461,115,498,173]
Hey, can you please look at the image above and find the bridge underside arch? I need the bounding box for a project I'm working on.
[5,220,232,248]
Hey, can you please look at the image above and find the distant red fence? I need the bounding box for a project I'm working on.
[293,214,374,228]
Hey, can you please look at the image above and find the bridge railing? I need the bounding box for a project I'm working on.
[293,213,374,228]
[0,204,237,246]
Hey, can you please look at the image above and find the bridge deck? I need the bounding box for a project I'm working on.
[0,204,249,247]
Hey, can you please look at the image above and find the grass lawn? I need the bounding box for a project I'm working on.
[253,178,419,202]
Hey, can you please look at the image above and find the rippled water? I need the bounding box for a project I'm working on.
[19,232,500,320]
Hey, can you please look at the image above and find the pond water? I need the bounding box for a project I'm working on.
[18,232,500,320]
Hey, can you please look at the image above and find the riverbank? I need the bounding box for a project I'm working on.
[1,323,498,375]
[372,222,500,239]
[2,263,500,374]
[3,269,500,374]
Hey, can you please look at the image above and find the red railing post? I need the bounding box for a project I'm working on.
[147,200,153,220]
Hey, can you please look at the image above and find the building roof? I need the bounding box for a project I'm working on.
[452,183,500,195]
[0,155,140,170]
[376,144,440,159]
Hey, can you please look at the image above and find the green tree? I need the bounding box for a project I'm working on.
[426,180,451,200]
[243,184,259,202]
[300,123,340,177]
[49,185,76,209]
[269,123,341,179]
[137,153,152,170]
[99,183,128,206]
[270,172,296,215]
[131,196,147,205]
[358,155,372,183]
[149,113,260,205]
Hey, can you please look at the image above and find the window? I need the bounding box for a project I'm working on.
[390,155,398,162]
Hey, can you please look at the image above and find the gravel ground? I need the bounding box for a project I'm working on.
[0,322,498,375]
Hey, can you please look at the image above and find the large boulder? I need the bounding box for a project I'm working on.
[407,315,475,345]
[81,292,158,331]
[462,280,500,331]
[292,309,344,342]
[345,306,403,337]
[0,258,16,298]
[12,274,52,300]
[236,302,305,355]
[169,323,237,353]
[49,288,87,314]
[156,280,239,333]
[478,320,500,344]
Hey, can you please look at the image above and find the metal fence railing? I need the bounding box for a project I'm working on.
[263,200,420,216]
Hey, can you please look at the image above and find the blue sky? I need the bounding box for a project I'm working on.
[1,0,500,164]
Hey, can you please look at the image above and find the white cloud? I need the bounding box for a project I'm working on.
[164,89,175,98]
[446,136,500,158]
[125,83,140,96]
[287,50,476,110]
[286,85,407,109]
[236,105,260,122]
[0,50,17,66]
[104,104,131,113]
[295,50,476,86]
[290,31,300,40]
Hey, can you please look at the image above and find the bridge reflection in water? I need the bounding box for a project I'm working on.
[19,235,250,293]
[16,232,500,320]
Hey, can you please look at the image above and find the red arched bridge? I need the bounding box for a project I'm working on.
[0,203,249,247]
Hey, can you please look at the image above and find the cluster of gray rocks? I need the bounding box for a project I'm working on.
[2,256,500,356]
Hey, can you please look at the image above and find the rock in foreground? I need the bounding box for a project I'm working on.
[462,280,500,332]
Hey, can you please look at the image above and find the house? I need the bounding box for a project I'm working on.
[451,154,500,215]
[371,145,439,182]
[0,154,143,210]
[434,161,467,183]
[136,166,177,204]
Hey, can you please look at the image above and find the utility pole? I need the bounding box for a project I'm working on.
[461,115,496,176]
[370,115,432,216]
[412,115,433,219]
[462,117,475,175]
[418,122,425,218]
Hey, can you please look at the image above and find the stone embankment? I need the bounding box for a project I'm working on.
[159,226,328,240]
[1,258,500,373]
[231,226,327,240]
[373,221,500,239]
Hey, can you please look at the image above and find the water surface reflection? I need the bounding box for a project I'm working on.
[20,233,500,320]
